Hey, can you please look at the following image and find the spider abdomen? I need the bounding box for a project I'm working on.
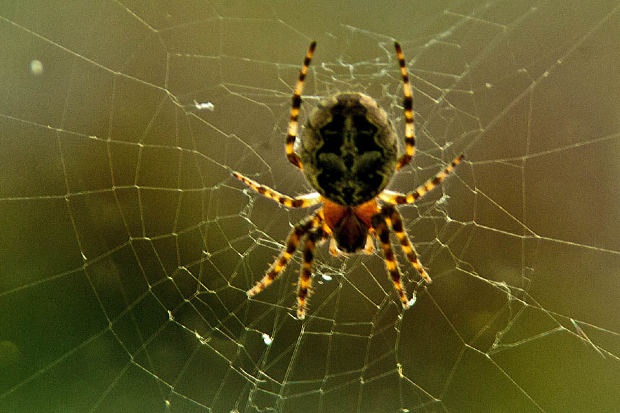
[301,93,398,206]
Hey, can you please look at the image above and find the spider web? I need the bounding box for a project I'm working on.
[1,1,619,412]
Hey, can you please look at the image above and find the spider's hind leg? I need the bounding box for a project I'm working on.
[394,41,416,170]
[286,41,317,169]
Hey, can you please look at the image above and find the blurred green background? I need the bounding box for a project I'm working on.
[1,1,619,412]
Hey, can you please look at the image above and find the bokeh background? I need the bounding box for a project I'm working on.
[1,1,619,412]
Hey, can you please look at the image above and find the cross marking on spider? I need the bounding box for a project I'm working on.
[233,41,465,319]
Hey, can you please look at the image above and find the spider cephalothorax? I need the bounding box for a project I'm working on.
[232,41,464,319]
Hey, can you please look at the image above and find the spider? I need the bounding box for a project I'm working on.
[232,41,464,319]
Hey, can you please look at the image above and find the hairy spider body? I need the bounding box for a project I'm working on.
[301,93,398,206]
[233,41,464,319]
[322,197,377,253]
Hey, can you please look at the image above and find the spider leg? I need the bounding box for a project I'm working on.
[394,42,415,170]
[381,204,431,283]
[286,41,317,169]
[232,171,321,208]
[371,211,411,308]
[296,226,329,319]
[247,211,323,299]
[379,153,465,205]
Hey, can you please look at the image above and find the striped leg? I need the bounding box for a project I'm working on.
[232,171,321,208]
[382,205,431,283]
[394,42,415,170]
[286,41,317,169]
[247,211,322,299]
[371,212,411,308]
[379,153,465,205]
[296,227,328,319]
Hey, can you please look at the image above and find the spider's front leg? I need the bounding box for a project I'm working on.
[246,211,322,300]
[371,211,412,308]
[379,204,431,283]
[296,226,329,319]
